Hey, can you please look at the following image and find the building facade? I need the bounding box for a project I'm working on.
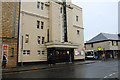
[85,33,120,59]
[1,2,20,67]
[18,0,84,64]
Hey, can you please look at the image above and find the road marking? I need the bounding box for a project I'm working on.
[104,72,118,78]
[109,74,113,77]
[104,76,108,78]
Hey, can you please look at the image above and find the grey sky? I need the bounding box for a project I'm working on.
[72,0,118,42]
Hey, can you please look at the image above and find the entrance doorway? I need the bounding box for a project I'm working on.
[47,48,74,63]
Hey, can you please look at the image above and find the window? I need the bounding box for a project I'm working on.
[11,48,14,57]
[25,34,29,43]
[37,36,40,44]
[91,44,93,48]
[60,7,62,14]
[37,20,40,29]
[23,50,30,56]
[41,3,44,10]
[42,37,44,44]
[37,50,40,55]
[76,16,78,21]
[47,29,49,42]
[42,51,44,55]
[37,1,40,9]
[77,30,80,35]
[41,21,44,29]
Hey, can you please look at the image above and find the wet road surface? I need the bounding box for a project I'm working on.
[2,60,118,79]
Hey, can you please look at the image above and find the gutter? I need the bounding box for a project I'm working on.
[17,0,21,66]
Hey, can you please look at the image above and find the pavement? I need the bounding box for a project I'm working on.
[1,60,98,73]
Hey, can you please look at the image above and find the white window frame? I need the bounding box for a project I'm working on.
[37,1,40,9]
[23,50,30,56]
[37,36,40,45]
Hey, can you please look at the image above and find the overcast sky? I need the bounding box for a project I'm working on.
[72,0,118,42]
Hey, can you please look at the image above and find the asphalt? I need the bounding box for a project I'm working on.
[1,60,118,79]
[1,60,96,73]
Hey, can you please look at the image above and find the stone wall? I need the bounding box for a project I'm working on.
[2,2,19,67]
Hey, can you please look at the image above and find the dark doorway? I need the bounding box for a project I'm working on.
[47,48,74,63]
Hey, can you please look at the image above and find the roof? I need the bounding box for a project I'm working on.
[86,33,120,44]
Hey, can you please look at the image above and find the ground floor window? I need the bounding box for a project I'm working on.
[37,50,40,55]
[23,50,30,56]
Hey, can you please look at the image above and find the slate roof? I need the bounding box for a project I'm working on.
[86,33,120,44]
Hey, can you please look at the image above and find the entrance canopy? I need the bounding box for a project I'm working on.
[45,42,80,49]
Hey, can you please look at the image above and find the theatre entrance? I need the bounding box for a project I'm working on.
[47,48,74,63]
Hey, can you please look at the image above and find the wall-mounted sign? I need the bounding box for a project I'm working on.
[98,47,102,51]
[2,44,8,56]
[81,51,84,55]
[113,41,117,46]
[75,51,80,56]
[1,44,9,63]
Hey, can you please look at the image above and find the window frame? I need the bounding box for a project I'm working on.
[25,34,29,43]
[42,51,45,55]
[77,30,80,35]
[37,1,40,9]
[37,50,41,55]
[60,7,62,14]
[11,48,14,57]
[41,21,44,29]
[42,37,45,44]
[41,2,44,10]
[37,36,41,45]
[76,16,78,22]
[37,20,40,29]
[23,50,30,56]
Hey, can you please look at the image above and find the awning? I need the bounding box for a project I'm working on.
[45,42,80,49]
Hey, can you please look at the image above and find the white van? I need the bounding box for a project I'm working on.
[85,50,95,59]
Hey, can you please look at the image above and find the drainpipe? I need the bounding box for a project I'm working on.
[12,0,17,38]
[17,0,21,66]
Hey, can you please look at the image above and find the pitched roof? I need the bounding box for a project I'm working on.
[86,33,120,44]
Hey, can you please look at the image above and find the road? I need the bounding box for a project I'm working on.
[2,60,119,79]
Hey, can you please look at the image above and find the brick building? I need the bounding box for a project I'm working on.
[1,2,20,67]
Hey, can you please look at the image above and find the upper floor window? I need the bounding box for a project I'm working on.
[37,1,40,9]
[77,30,80,35]
[42,37,44,44]
[37,36,40,44]
[41,21,44,29]
[23,50,30,56]
[91,44,93,48]
[60,7,62,14]
[37,20,40,29]
[25,34,29,43]
[76,16,78,22]
[41,3,44,10]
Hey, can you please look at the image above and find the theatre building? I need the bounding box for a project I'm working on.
[85,33,120,60]
[18,0,84,64]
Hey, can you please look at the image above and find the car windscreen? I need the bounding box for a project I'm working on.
[86,51,93,56]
